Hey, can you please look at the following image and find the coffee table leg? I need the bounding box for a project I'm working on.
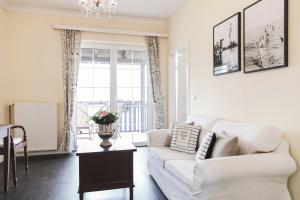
[79,192,84,200]
[129,187,133,200]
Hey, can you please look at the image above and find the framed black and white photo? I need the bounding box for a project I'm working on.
[213,13,241,76]
[244,0,288,73]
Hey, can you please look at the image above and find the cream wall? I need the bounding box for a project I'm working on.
[5,11,169,141]
[169,0,300,198]
[0,6,7,124]
[0,6,7,162]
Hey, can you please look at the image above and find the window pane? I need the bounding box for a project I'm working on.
[94,103,110,113]
[77,103,91,127]
[94,68,110,87]
[95,63,110,69]
[117,50,133,64]
[117,67,132,87]
[94,49,110,64]
[144,64,148,88]
[77,88,93,102]
[87,105,96,118]
[133,88,141,101]
[144,87,148,102]
[94,88,110,102]
[132,68,141,87]
[117,64,132,70]
[131,64,141,70]
[133,51,147,64]
[117,88,132,101]
[78,67,93,87]
[81,48,93,63]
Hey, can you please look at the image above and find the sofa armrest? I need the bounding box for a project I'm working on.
[193,152,297,189]
[148,129,170,147]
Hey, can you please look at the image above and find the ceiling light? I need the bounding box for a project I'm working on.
[79,0,118,18]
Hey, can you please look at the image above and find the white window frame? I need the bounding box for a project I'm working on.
[80,41,153,131]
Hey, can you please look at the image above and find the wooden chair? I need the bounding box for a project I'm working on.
[0,125,28,187]
[77,104,93,140]
[0,124,12,192]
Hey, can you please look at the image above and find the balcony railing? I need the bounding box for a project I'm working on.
[118,101,148,133]
[76,101,148,133]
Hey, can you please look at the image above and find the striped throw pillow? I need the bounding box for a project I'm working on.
[170,123,201,154]
[196,131,217,160]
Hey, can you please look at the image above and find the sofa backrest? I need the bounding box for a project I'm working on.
[210,120,282,155]
[186,114,219,145]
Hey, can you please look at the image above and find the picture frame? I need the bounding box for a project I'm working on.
[243,0,288,73]
[213,12,241,76]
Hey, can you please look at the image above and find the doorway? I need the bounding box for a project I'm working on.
[169,48,190,125]
[76,42,152,146]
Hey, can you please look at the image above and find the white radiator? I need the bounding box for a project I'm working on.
[10,103,58,152]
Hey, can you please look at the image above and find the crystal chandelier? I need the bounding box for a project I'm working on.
[79,0,118,18]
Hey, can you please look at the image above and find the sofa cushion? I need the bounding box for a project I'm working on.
[185,114,219,146]
[170,123,201,154]
[212,131,239,158]
[166,121,195,147]
[211,120,282,154]
[165,160,195,187]
[149,147,195,168]
[196,131,217,160]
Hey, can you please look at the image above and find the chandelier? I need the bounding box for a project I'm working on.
[79,0,118,18]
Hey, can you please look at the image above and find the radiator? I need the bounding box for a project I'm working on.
[10,103,58,152]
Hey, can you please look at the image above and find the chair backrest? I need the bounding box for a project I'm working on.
[0,124,12,139]
[0,124,12,153]
[77,104,90,128]
[210,120,282,155]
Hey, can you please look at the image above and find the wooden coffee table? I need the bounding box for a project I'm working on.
[76,139,137,200]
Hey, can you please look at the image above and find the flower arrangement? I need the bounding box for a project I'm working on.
[91,111,119,125]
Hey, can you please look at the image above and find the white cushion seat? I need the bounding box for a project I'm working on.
[149,147,195,168]
[0,138,23,148]
[165,160,195,187]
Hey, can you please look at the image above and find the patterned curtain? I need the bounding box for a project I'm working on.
[60,30,81,152]
[145,36,165,129]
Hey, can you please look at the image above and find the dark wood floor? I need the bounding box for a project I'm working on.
[0,148,167,200]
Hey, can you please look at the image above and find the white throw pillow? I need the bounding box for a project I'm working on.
[170,123,201,154]
[166,121,195,147]
[196,130,217,160]
[212,131,239,158]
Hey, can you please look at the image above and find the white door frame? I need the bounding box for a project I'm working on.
[169,44,191,125]
[81,41,153,131]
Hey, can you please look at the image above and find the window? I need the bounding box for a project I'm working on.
[77,43,153,141]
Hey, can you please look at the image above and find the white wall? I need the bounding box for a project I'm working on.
[0,6,7,124]
[170,0,300,198]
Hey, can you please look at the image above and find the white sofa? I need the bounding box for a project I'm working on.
[147,114,297,200]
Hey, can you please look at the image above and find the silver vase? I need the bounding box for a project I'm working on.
[98,124,114,148]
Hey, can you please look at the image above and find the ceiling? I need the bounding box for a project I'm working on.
[6,0,186,19]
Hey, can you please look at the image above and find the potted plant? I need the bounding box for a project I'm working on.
[91,111,119,147]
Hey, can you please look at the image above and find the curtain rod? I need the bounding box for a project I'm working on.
[52,25,168,38]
